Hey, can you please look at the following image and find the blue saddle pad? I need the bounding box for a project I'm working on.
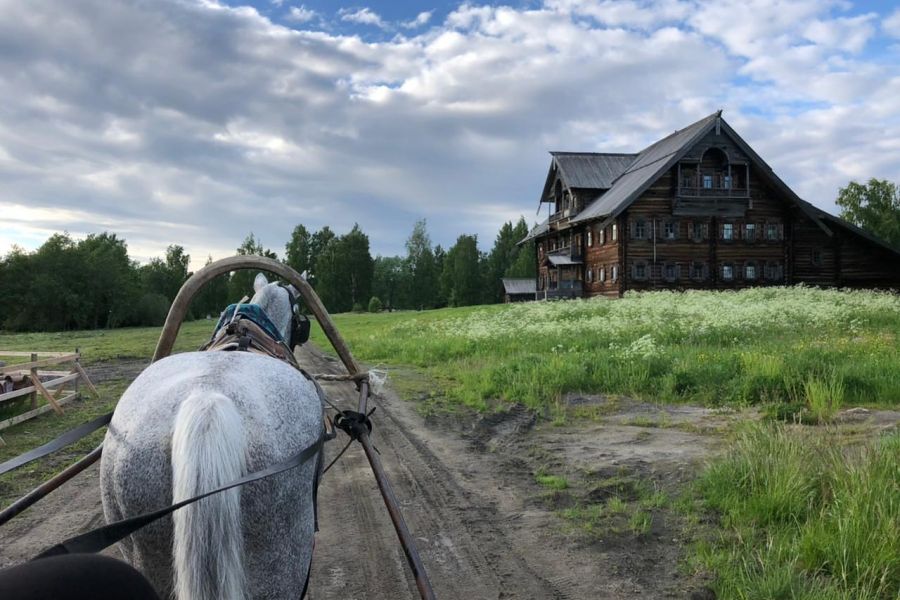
[212,303,285,343]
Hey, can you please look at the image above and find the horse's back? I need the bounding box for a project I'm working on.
[100,351,322,599]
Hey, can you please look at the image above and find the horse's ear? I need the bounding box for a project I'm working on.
[253,273,268,293]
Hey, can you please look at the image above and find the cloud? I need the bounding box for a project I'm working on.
[402,10,433,29]
[0,0,898,268]
[286,5,317,23]
[338,7,387,29]
[883,9,900,36]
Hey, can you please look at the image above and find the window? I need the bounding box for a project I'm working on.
[612,265,618,281]
[587,229,592,247]
[745,263,757,280]
[587,267,593,282]
[723,223,734,240]
[767,223,779,241]
[634,262,647,280]
[703,175,713,189]
[634,220,646,239]
[766,262,783,281]
[599,228,605,244]
[812,248,823,267]
[664,222,676,240]
[723,175,733,189]
[722,264,734,281]
[599,267,606,282]
[612,224,618,241]
[692,221,705,242]
[691,262,705,281]
[664,263,677,282]
[744,223,756,242]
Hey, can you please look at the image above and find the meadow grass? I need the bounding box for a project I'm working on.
[0,319,215,364]
[311,286,900,410]
[692,424,899,600]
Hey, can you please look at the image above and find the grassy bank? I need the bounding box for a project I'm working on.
[691,424,899,599]
[313,286,900,410]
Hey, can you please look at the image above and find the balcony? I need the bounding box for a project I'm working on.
[674,182,751,217]
[677,184,749,198]
[549,205,581,223]
[544,245,583,265]
[538,280,582,300]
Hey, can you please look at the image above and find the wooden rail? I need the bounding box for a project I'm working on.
[0,351,100,436]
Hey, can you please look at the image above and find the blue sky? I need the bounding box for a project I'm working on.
[1,0,899,267]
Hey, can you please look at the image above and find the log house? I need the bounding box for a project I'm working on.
[521,111,900,298]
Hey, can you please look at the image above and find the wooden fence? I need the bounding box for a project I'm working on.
[0,351,100,438]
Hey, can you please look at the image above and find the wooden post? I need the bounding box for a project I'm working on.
[32,376,63,415]
[72,361,100,399]
[74,348,80,398]
[29,353,37,410]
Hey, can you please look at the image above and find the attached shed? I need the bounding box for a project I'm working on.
[501,278,536,303]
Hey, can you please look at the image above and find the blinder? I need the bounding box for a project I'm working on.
[281,283,311,349]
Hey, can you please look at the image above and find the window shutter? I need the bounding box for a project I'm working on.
[686,219,694,240]
[674,220,679,240]
[735,222,742,241]
[719,222,725,239]
[630,220,636,239]
[675,264,682,280]
[778,223,784,240]
[701,223,708,240]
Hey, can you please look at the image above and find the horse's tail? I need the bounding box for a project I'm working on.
[171,390,247,600]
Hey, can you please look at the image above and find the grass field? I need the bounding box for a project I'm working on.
[312,286,900,411]
[1,287,897,598]
[691,424,899,600]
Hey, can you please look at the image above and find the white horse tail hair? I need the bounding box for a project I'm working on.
[171,390,247,600]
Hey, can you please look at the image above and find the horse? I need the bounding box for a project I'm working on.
[99,273,323,600]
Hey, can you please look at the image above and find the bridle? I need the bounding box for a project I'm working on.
[280,283,311,350]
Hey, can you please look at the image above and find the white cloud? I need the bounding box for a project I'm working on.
[0,0,898,266]
[286,5,317,23]
[402,10,433,29]
[883,9,900,36]
[338,7,387,29]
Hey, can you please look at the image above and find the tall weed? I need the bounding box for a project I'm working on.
[695,425,900,599]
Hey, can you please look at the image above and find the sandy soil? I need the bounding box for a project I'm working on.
[2,348,897,599]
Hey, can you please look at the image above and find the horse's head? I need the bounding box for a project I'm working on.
[249,273,301,347]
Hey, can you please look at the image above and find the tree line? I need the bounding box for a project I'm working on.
[0,218,536,331]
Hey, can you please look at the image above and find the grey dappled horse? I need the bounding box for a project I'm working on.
[100,274,322,600]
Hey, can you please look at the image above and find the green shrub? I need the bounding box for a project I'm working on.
[368,296,383,313]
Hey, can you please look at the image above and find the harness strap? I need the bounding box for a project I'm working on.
[34,431,324,559]
[0,412,113,477]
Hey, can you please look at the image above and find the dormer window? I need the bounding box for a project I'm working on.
[612,224,618,241]
[587,230,592,246]
[599,227,605,244]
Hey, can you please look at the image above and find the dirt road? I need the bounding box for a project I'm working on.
[0,346,734,598]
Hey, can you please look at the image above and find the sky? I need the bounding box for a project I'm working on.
[1,0,899,267]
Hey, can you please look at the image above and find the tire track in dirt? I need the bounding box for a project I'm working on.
[304,345,572,600]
